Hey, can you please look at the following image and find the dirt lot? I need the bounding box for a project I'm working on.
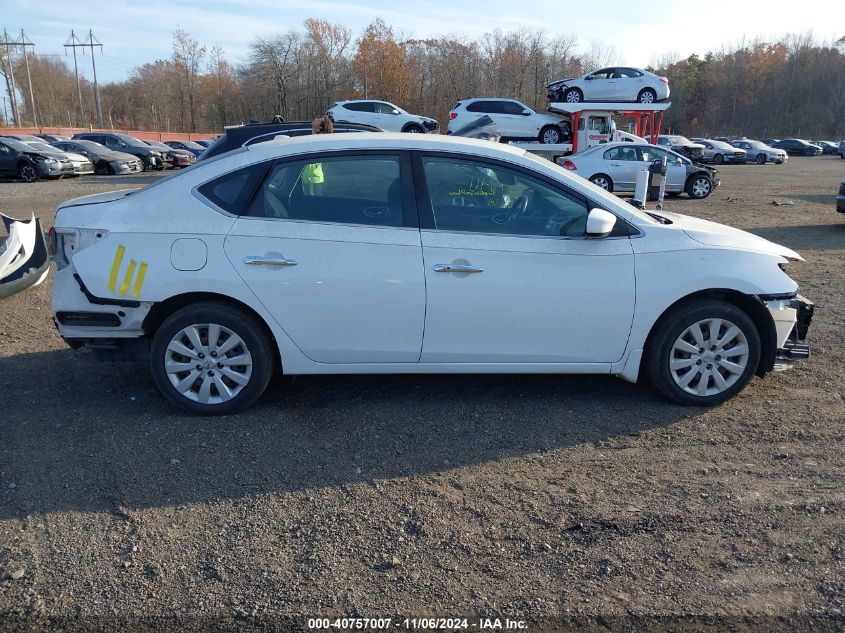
[1,159,844,632]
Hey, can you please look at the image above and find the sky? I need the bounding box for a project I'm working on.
[3,0,844,84]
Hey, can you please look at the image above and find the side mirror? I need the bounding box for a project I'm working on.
[391,109,400,115]
[521,109,532,116]
[585,75,594,80]
[585,208,617,238]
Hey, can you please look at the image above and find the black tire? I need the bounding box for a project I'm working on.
[563,88,583,103]
[686,174,713,199]
[755,153,766,165]
[150,302,275,415]
[637,88,657,104]
[539,125,562,144]
[804,147,814,157]
[713,153,724,165]
[589,174,613,192]
[403,124,424,134]
[645,299,761,406]
[17,162,39,183]
[140,156,153,172]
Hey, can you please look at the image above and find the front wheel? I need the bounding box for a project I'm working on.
[18,163,39,183]
[645,300,760,406]
[804,148,814,157]
[686,174,713,199]
[539,126,562,144]
[755,153,766,165]
[713,153,724,165]
[403,124,424,134]
[150,302,274,415]
[563,88,582,103]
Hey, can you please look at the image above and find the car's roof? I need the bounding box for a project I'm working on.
[246,132,527,159]
[460,97,521,102]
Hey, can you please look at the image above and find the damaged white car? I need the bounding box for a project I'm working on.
[50,134,813,415]
[0,213,50,299]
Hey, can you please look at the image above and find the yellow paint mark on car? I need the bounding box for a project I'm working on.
[132,262,148,299]
[108,245,126,292]
[119,260,137,297]
[108,245,149,298]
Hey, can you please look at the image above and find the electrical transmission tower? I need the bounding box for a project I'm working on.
[19,30,37,127]
[65,30,104,128]
[0,29,20,125]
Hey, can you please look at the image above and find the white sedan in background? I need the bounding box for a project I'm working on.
[327,100,437,134]
[563,142,719,198]
[547,67,670,104]
[51,134,812,414]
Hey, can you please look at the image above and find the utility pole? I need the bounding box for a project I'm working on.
[64,30,85,125]
[19,30,36,127]
[1,96,8,126]
[0,29,20,125]
[82,30,103,127]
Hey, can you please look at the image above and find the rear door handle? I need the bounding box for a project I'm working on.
[244,255,299,266]
[433,264,484,274]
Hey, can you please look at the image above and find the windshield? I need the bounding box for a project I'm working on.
[26,142,62,153]
[667,135,691,144]
[0,138,34,152]
[76,140,107,151]
[114,133,149,147]
[145,141,171,150]
[708,140,733,149]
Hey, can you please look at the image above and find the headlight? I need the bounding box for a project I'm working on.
[149,151,161,157]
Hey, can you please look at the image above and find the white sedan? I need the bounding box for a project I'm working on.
[51,134,813,414]
[563,142,719,198]
[547,67,670,104]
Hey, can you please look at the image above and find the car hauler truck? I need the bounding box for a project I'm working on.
[511,101,671,162]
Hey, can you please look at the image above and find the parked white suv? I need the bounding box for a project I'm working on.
[448,98,571,144]
[326,100,437,133]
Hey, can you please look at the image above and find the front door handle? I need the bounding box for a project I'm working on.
[244,255,299,266]
[433,264,484,274]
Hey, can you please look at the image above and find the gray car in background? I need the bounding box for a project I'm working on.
[692,139,747,164]
[52,140,143,175]
[730,139,788,165]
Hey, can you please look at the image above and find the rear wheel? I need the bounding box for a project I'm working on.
[150,302,274,415]
[686,174,713,199]
[755,153,766,165]
[18,163,39,183]
[645,300,760,406]
[637,88,657,104]
[589,174,613,191]
[539,126,562,144]
[563,88,583,103]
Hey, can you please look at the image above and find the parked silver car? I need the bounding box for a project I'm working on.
[23,141,93,175]
[562,142,719,199]
[692,139,747,164]
[547,67,670,104]
[729,139,788,165]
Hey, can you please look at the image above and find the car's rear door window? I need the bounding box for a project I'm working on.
[246,154,405,227]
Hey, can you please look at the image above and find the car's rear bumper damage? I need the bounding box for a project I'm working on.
[0,213,51,300]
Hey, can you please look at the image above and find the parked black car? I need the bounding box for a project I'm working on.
[769,139,823,156]
[199,121,383,160]
[36,133,71,143]
[0,137,75,182]
[144,140,196,168]
[812,140,840,155]
[163,139,206,157]
[72,132,170,170]
[52,140,143,175]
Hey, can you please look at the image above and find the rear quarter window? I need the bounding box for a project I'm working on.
[197,162,269,214]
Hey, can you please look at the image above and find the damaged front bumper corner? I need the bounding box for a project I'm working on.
[0,213,51,300]
[764,294,814,371]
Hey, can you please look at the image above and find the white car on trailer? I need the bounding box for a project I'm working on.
[51,133,813,414]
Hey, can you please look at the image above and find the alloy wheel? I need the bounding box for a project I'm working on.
[669,318,749,397]
[691,177,711,197]
[19,165,37,182]
[164,323,253,404]
[542,128,561,144]
[565,90,581,103]
[591,176,610,190]
[639,91,655,104]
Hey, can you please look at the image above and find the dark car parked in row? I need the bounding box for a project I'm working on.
[769,139,823,156]
[163,140,207,157]
[36,133,71,143]
[144,140,196,168]
[52,140,143,175]
[812,140,840,155]
[199,121,383,160]
[838,179,845,213]
[71,132,170,171]
[0,137,75,182]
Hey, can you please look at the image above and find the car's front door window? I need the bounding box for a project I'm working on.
[422,156,589,238]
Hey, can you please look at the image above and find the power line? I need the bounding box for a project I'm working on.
[0,29,20,125]
[64,30,86,125]
[64,30,104,127]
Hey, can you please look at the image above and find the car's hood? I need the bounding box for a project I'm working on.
[658,212,803,261]
[99,150,137,161]
[548,77,576,88]
[57,189,139,210]
[64,152,90,162]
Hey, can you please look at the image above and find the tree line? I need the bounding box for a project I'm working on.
[2,21,844,140]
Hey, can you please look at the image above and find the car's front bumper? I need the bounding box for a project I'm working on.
[764,295,814,371]
[111,160,143,174]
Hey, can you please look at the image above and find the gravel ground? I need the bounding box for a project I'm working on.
[1,160,844,632]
